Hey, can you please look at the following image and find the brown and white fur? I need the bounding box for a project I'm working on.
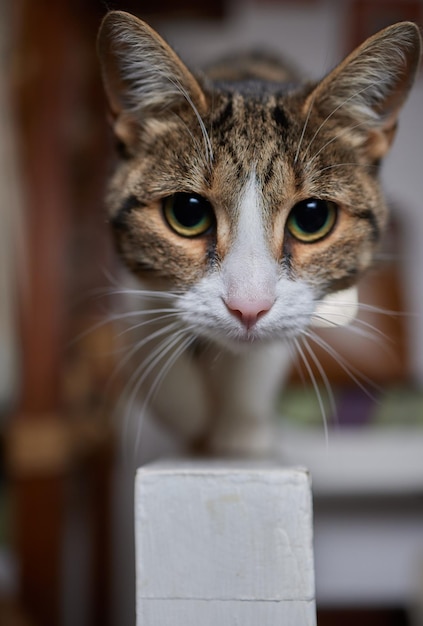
[98,12,421,455]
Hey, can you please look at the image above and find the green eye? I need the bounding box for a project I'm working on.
[163,193,215,237]
[287,199,337,243]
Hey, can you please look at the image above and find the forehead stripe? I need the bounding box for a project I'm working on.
[212,99,234,129]
[272,104,289,129]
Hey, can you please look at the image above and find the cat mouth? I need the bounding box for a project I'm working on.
[207,321,303,350]
[235,329,261,343]
[190,324,264,351]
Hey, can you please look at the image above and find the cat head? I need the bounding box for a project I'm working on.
[98,12,421,349]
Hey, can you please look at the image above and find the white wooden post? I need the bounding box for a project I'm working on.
[135,461,316,625]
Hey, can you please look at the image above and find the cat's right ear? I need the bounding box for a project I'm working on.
[97,11,207,150]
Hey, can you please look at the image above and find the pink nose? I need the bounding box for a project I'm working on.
[225,296,274,329]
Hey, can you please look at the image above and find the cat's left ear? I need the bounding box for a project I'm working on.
[97,11,207,146]
[305,22,421,160]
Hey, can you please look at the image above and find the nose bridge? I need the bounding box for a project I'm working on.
[226,236,275,299]
[223,172,277,301]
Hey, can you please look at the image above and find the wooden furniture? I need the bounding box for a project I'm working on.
[7,2,115,624]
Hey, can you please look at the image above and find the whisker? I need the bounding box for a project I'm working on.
[355,302,413,318]
[307,120,368,169]
[302,79,386,159]
[294,93,316,164]
[104,288,179,300]
[311,307,393,344]
[305,329,382,401]
[337,312,401,361]
[314,162,376,176]
[117,312,180,337]
[301,336,337,422]
[119,326,190,454]
[115,308,177,319]
[112,323,180,411]
[169,77,213,169]
[115,322,183,408]
[346,317,394,344]
[314,297,413,319]
[68,315,118,347]
[176,115,214,186]
[293,337,329,446]
[68,308,179,347]
[92,267,183,300]
[284,340,307,387]
[134,333,195,455]
[347,324,399,364]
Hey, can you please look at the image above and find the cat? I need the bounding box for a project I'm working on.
[97,11,421,455]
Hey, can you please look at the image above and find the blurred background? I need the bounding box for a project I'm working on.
[0,0,422,625]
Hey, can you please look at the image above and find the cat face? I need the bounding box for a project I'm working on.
[98,12,421,350]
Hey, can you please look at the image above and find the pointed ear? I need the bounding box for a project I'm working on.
[305,22,421,159]
[97,11,207,144]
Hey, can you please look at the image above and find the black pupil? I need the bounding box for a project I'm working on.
[294,199,329,233]
[172,193,209,227]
